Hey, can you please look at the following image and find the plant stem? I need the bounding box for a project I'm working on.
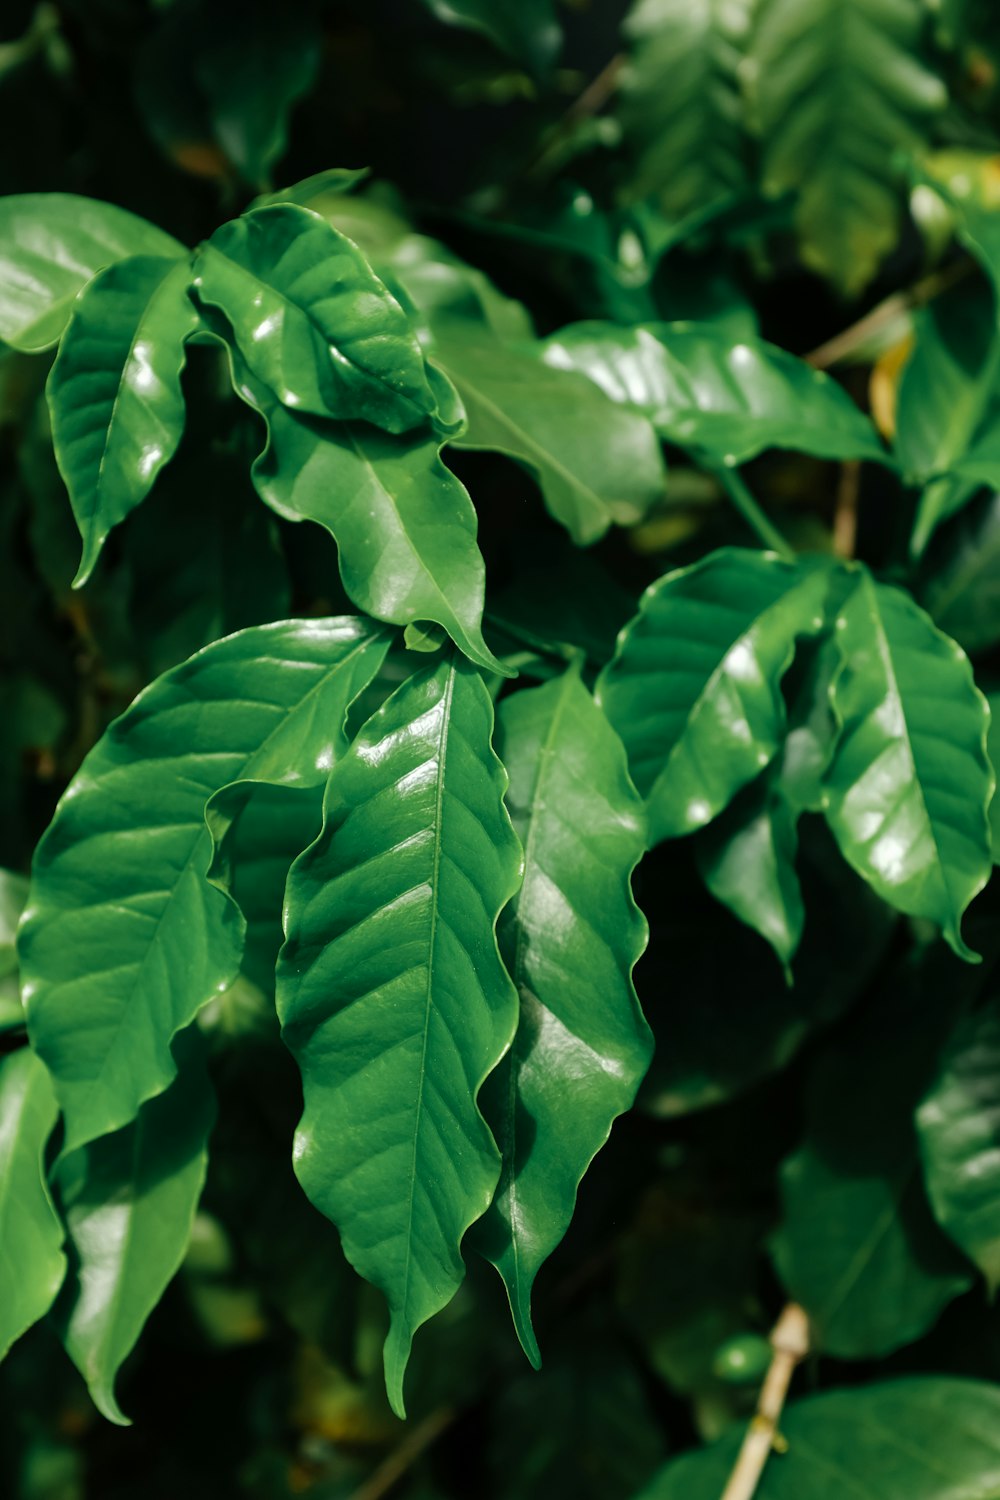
[833,458,861,559]
[805,257,972,370]
[719,1304,810,1500]
[349,1406,455,1500]
[712,464,797,560]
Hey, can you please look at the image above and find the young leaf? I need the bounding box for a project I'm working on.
[470,662,651,1363]
[542,322,886,466]
[0,1048,66,1358]
[46,255,199,585]
[917,997,1000,1294]
[0,194,184,353]
[638,1377,1000,1499]
[822,570,992,961]
[618,0,752,216]
[596,549,832,845]
[747,0,947,294]
[277,653,523,1418]
[54,1029,215,1425]
[20,616,390,1154]
[192,205,439,433]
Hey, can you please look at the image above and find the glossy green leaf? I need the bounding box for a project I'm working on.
[917,997,1000,1293]
[618,0,751,216]
[46,255,198,585]
[20,616,390,1154]
[192,205,438,433]
[822,569,992,960]
[430,323,667,545]
[55,1030,215,1424]
[0,194,184,353]
[597,549,832,846]
[471,663,651,1363]
[542,321,885,466]
[919,492,1000,657]
[420,0,561,75]
[772,954,974,1359]
[748,0,947,294]
[895,277,995,476]
[277,653,522,1418]
[638,1377,1000,1499]
[0,1048,66,1358]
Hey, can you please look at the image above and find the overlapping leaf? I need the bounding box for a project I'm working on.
[46,254,199,584]
[470,663,651,1362]
[597,549,832,845]
[0,1048,66,1359]
[20,616,390,1154]
[277,653,522,1418]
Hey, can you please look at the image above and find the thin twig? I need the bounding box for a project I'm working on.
[832,458,861,559]
[348,1406,456,1500]
[712,464,796,561]
[719,1304,810,1500]
[523,53,625,183]
[805,258,973,370]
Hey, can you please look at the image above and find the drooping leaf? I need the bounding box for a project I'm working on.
[618,0,752,216]
[917,995,1000,1293]
[772,950,975,1359]
[0,194,184,353]
[429,323,666,545]
[0,1048,66,1359]
[638,1377,1000,1499]
[597,549,832,846]
[20,616,390,1154]
[419,0,561,76]
[192,205,439,433]
[542,321,886,466]
[46,254,198,585]
[277,653,522,1418]
[54,1028,215,1424]
[470,662,651,1363]
[747,0,947,294]
[822,569,992,960]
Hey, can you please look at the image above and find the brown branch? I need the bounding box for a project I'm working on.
[805,258,972,370]
[832,458,861,559]
[348,1406,456,1500]
[719,1304,810,1500]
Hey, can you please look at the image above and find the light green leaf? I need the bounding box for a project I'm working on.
[618,0,752,216]
[596,549,832,845]
[917,997,1000,1294]
[46,255,198,586]
[0,194,184,353]
[542,321,886,465]
[20,616,390,1154]
[470,662,651,1363]
[277,653,522,1418]
[419,0,561,75]
[55,1029,215,1424]
[748,0,947,295]
[638,1377,1000,1498]
[431,323,666,545]
[0,1048,66,1358]
[822,569,992,960]
[192,204,439,433]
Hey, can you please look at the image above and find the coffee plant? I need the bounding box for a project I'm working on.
[7,0,1000,1495]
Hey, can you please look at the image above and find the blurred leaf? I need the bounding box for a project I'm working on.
[0,1049,66,1359]
[419,0,561,77]
[918,491,1000,656]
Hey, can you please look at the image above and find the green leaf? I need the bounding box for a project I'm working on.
[918,492,1000,657]
[470,662,651,1363]
[638,1377,1000,1498]
[596,549,832,846]
[822,569,992,961]
[917,996,1000,1293]
[772,953,975,1359]
[55,1029,215,1424]
[747,0,947,295]
[542,322,886,465]
[618,0,752,216]
[46,255,198,586]
[429,323,667,545]
[419,0,561,76]
[0,866,29,1031]
[227,364,507,677]
[0,1048,66,1358]
[192,205,439,433]
[20,616,390,1154]
[0,194,184,353]
[277,653,522,1418]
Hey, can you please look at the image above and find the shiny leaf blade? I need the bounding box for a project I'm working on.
[471,662,651,1363]
[46,255,198,585]
[823,570,992,959]
[0,1048,66,1358]
[20,617,390,1153]
[277,654,522,1418]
